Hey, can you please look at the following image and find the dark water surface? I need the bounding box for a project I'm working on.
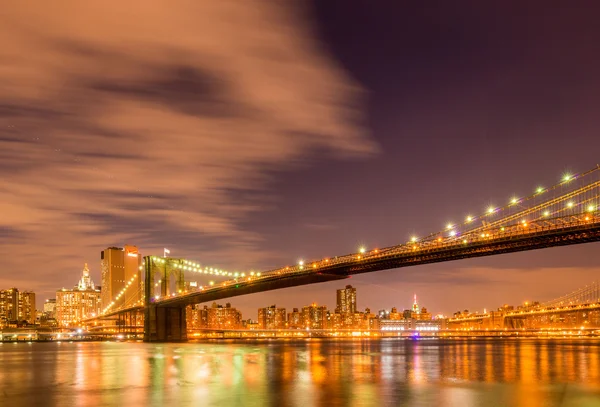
[1,338,600,406]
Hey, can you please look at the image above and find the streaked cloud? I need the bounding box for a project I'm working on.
[0,1,375,297]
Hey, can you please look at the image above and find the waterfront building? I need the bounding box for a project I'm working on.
[207,302,242,329]
[56,263,101,327]
[0,288,36,326]
[258,305,286,329]
[187,302,242,330]
[301,303,327,329]
[100,245,142,310]
[287,308,302,329]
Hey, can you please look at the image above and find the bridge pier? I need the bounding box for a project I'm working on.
[144,305,187,342]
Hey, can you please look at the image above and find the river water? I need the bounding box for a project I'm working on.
[1,338,599,406]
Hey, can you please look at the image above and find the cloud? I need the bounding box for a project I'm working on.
[0,1,376,297]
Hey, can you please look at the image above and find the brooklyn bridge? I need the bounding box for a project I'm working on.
[85,165,600,342]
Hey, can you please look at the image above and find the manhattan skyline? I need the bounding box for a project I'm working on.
[2,2,600,318]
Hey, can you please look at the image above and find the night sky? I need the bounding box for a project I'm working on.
[1,1,600,318]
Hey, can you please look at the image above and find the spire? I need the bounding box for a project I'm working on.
[78,263,95,290]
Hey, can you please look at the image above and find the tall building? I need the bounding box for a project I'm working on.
[100,245,141,311]
[0,288,36,326]
[336,285,357,314]
[56,264,101,327]
[19,291,36,324]
[0,288,19,325]
[258,305,287,329]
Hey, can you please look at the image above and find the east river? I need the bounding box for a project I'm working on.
[1,339,600,406]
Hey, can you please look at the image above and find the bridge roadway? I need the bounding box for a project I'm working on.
[156,215,600,309]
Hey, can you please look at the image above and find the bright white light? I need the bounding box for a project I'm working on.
[446,223,453,230]
[563,174,572,182]
[298,260,304,266]
[588,204,596,212]
[543,211,550,217]
[410,237,417,242]
[487,207,495,214]
[510,198,518,205]
[466,216,473,223]
[536,186,544,194]
[359,247,366,254]
[566,201,574,208]
[449,230,457,237]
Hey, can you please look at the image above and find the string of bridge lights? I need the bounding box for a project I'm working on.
[101,274,138,315]
[409,170,598,244]
[149,167,599,301]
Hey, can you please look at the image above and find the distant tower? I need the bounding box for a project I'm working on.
[412,293,420,314]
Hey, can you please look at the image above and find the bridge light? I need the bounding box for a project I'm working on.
[209,281,214,286]
[563,173,572,182]
[501,227,505,231]
[588,204,596,212]
[463,239,468,244]
[410,236,417,242]
[359,247,366,254]
[446,223,453,230]
[536,186,544,194]
[487,206,495,214]
[566,201,574,208]
[543,210,550,217]
[250,271,255,276]
[449,230,457,237]
[510,197,518,205]
[466,216,473,223]
[257,272,261,277]
[298,260,304,266]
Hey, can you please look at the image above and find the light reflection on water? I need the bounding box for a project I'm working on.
[0,338,599,406]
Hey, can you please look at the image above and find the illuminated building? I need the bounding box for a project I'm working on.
[0,288,36,326]
[43,298,56,318]
[188,302,242,329]
[419,306,432,321]
[258,305,286,329]
[100,245,141,309]
[301,303,327,329]
[56,263,101,327]
[336,285,357,314]
[287,308,302,329]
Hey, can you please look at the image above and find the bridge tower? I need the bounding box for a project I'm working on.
[143,256,187,342]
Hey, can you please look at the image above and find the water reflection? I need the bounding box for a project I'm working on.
[0,339,599,406]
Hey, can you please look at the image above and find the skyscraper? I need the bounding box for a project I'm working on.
[100,245,141,310]
[336,285,357,314]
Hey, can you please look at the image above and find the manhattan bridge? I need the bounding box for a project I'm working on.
[86,165,600,342]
